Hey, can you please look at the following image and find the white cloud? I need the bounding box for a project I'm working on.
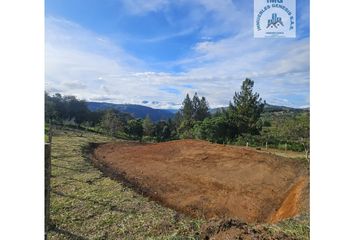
[174,32,309,107]
[45,17,189,107]
[45,17,145,99]
[46,15,309,109]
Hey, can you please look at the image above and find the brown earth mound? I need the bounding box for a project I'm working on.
[91,139,309,223]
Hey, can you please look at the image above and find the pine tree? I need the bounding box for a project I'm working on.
[178,93,195,138]
[192,92,201,120]
[197,96,210,121]
[229,78,265,135]
[181,93,193,121]
[191,93,210,121]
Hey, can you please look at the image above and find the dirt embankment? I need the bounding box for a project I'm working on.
[91,139,309,223]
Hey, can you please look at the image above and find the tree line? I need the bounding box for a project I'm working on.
[45,78,309,151]
[45,92,176,141]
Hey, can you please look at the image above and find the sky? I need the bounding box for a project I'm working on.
[45,0,309,109]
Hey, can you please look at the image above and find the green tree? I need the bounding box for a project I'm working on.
[167,118,178,140]
[142,115,155,136]
[100,110,123,136]
[178,94,195,137]
[193,105,236,144]
[45,92,58,123]
[178,93,210,138]
[192,93,201,120]
[45,93,66,122]
[181,93,193,121]
[173,111,182,126]
[193,116,232,144]
[197,96,210,121]
[126,119,143,140]
[45,93,90,126]
[192,93,210,121]
[64,96,89,126]
[229,78,265,136]
[87,110,105,126]
[155,121,171,142]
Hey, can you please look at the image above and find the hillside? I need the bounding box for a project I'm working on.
[210,104,309,114]
[86,101,308,123]
[263,103,309,113]
[86,102,175,122]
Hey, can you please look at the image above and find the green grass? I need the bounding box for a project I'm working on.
[48,128,204,239]
[266,214,310,240]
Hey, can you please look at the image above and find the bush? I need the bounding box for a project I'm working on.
[142,136,156,143]
[193,116,234,144]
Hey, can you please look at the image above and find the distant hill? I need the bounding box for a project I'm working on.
[210,104,309,114]
[263,104,309,113]
[86,102,175,122]
[166,109,180,114]
[87,102,308,122]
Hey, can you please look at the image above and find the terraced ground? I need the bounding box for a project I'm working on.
[47,127,309,239]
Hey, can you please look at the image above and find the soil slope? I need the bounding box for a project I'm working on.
[92,139,309,223]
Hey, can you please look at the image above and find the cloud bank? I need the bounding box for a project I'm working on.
[45,0,309,109]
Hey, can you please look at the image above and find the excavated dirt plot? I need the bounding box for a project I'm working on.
[91,139,309,223]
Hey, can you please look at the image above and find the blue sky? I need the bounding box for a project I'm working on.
[45,0,309,109]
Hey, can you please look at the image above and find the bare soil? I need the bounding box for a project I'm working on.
[91,139,309,223]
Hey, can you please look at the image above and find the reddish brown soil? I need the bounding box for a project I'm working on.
[269,176,309,223]
[92,139,309,223]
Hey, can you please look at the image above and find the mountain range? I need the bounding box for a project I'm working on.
[87,102,309,122]
[87,102,175,122]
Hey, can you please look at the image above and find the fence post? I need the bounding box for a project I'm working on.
[45,143,51,239]
[48,123,53,144]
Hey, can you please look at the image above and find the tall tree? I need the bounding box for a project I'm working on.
[100,110,123,136]
[45,92,58,123]
[155,121,171,142]
[173,111,183,128]
[181,93,193,121]
[196,96,210,121]
[178,94,195,138]
[64,96,89,125]
[167,118,178,139]
[142,115,154,136]
[192,92,201,120]
[229,78,265,136]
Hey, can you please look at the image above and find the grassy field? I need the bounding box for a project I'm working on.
[48,128,204,239]
[47,127,309,239]
[262,148,308,160]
